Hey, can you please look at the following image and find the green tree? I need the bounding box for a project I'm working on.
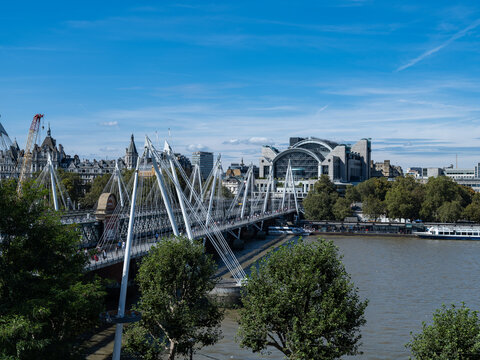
[303,175,338,220]
[385,176,424,220]
[313,174,337,194]
[362,195,385,221]
[58,169,84,205]
[81,173,110,209]
[303,193,337,220]
[345,185,361,204]
[420,176,471,221]
[238,239,368,360]
[356,177,391,202]
[332,197,353,221]
[437,201,463,223]
[124,237,223,360]
[221,185,234,199]
[0,180,105,359]
[463,193,480,223]
[122,168,135,186]
[406,303,480,359]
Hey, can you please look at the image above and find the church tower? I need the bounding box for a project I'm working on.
[125,134,138,170]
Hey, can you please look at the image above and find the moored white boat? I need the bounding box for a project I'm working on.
[414,225,480,240]
[268,226,310,236]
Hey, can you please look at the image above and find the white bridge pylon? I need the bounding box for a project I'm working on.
[35,152,73,211]
[113,136,252,359]
[94,137,301,273]
[101,160,130,208]
[109,135,300,359]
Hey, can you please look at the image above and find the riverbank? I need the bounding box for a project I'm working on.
[306,220,425,236]
[313,231,416,237]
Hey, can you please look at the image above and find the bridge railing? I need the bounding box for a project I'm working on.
[85,207,295,271]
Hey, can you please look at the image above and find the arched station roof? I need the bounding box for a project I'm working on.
[272,147,324,165]
[291,137,337,152]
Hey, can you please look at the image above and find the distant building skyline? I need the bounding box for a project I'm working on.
[1,119,474,176]
[2,1,480,169]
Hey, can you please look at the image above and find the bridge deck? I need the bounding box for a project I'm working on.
[86,209,295,271]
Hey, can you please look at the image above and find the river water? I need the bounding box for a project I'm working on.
[195,235,480,359]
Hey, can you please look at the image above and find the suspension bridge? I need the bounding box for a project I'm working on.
[26,134,302,360]
[33,136,301,281]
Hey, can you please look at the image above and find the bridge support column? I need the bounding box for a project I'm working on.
[113,159,140,360]
[47,152,59,211]
[115,161,124,208]
[206,159,219,226]
[166,141,194,240]
[261,170,273,230]
[288,162,300,215]
[240,167,252,220]
[151,147,180,237]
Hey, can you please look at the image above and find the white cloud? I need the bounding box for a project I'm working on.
[222,137,273,146]
[98,146,119,152]
[187,144,209,152]
[100,121,118,126]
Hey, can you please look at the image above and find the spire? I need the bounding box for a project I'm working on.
[241,157,244,166]
[127,134,138,155]
[41,123,56,150]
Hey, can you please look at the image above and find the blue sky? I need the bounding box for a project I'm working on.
[1,0,480,169]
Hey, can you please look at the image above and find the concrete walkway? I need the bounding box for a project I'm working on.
[79,325,116,359]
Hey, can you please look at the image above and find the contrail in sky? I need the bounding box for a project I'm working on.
[397,18,480,72]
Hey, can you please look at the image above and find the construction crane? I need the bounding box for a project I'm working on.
[17,114,44,196]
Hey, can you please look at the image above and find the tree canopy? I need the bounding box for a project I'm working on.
[420,176,472,221]
[124,236,223,360]
[463,193,480,223]
[58,169,84,206]
[0,180,105,359]
[238,238,368,359]
[303,175,339,220]
[303,174,479,223]
[81,173,110,209]
[356,177,391,202]
[406,303,480,359]
[385,176,424,220]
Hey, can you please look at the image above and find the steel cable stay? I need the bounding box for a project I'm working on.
[88,136,299,274]
[149,139,246,283]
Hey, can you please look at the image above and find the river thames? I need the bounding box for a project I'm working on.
[195,235,480,359]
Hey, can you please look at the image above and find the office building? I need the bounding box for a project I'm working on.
[191,151,214,180]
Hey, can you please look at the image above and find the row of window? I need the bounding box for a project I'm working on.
[438,231,479,236]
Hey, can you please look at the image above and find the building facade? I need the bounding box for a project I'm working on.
[406,165,480,192]
[370,160,403,178]
[192,151,214,180]
[259,137,371,184]
[0,122,128,184]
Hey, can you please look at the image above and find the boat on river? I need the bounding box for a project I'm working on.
[268,226,310,236]
[414,225,480,240]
